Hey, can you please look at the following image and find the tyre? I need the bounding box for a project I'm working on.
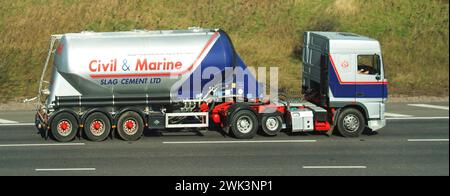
[261,115,283,136]
[83,112,111,142]
[51,112,79,142]
[336,108,365,137]
[230,110,258,139]
[116,111,144,141]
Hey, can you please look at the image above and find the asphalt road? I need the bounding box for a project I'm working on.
[0,102,448,176]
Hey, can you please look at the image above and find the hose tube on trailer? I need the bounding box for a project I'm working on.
[53,94,172,108]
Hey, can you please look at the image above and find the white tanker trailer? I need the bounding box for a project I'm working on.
[34,28,388,142]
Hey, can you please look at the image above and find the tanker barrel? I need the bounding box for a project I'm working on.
[48,29,243,105]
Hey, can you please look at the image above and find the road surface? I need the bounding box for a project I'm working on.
[0,102,448,176]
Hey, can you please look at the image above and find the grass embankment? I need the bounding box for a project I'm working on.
[0,0,448,101]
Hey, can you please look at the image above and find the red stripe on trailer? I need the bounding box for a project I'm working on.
[90,32,219,79]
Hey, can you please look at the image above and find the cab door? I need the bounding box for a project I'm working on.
[355,54,386,119]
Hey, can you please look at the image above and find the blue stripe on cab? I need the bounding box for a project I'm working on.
[329,61,387,98]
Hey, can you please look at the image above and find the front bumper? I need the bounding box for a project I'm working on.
[368,119,386,131]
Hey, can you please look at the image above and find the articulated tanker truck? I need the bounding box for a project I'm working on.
[34,28,388,142]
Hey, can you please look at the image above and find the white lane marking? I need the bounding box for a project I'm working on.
[0,115,448,126]
[0,118,19,124]
[408,104,449,110]
[386,116,449,120]
[0,143,85,147]
[35,168,95,172]
[163,140,317,144]
[303,166,367,169]
[0,123,35,126]
[384,112,412,117]
[407,139,449,142]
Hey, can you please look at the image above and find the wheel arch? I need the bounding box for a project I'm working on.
[258,111,284,122]
[226,103,258,125]
[338,104,369,125]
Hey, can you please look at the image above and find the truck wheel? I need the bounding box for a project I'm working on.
[116,111,144,141]
[83,112,111,142]
[230,110,258,139]
[337,108,365,137]
[261,115,283,136]
[51,112,78,142]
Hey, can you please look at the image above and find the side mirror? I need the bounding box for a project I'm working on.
[375,75,381,81]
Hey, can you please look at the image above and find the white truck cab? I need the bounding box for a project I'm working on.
[302,32,388,134]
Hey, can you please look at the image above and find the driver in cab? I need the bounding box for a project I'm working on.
[358,67,370,74]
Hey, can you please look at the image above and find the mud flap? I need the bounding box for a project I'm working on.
[326,109,340,137]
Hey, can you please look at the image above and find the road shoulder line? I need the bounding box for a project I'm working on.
[0,143,85,147]
[303,166,367,169]
[0,118,19,124]
[35,168,95,172]
[407,139,449,142]
[163,140,317,144]
[407,104,449,111]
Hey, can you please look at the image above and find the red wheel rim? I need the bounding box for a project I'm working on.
[90,120,105,136]
[57,120,72,136]
[123,119,138,135]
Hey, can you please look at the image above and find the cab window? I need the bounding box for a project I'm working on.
[357,55,381,75]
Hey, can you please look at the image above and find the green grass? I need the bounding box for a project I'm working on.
[0,0,448,101]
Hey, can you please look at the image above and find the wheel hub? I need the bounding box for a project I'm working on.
[57,120,72,136]
[60,122,68,130]
[237,116,253,134]
[123,119,138,135]
[93,121,101,130]
[126,121,134,129]
[90,120,105,136]
[265,117,279,131]
[343,114,359,132]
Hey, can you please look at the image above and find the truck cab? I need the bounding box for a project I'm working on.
[302,32,388,136]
